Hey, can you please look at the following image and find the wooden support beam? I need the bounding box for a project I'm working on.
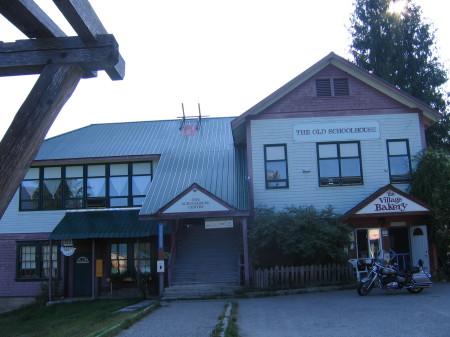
[53,0,125,80]
[0,35,119,77]
[0,0,66,38]
[0,63,84,218]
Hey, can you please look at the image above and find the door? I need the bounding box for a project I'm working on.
[73,253,92,296]
[409,225,430,270]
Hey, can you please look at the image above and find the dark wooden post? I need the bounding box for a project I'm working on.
[0,63,83,218]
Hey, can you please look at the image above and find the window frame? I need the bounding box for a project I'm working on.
[317,141,363,187]
[110,241,153,275]
[19,161,153,211]
[264,144,289,189]
[16,241,60,281]
[386,139,412,184]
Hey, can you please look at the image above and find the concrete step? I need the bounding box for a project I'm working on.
[163,282,242,300]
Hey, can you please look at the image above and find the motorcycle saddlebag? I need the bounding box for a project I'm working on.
[411,273,432,287]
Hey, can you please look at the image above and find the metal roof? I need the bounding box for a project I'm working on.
[35,117,249,216]
[36,117,236,160]
[50,210,169,239]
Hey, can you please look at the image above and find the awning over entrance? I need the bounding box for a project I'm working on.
[341,184,432,224]
[50,210,169,239]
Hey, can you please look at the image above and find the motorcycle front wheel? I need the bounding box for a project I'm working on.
[407,287,424,294]
[357,279,374,296]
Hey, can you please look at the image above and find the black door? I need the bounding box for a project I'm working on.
[73,253,92,297]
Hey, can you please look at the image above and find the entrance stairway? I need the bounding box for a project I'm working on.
[163,224,241,299]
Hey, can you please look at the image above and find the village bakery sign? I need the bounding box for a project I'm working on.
[356,190,429,215]
[293,121,380,142]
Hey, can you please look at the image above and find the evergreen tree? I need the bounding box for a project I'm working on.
[349,0,449,150]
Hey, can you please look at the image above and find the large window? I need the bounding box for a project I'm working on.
[16,241,59,281]
[387,140,411,183]
[264,144,289,189]
[111,242,152,274]
[317,142,362,186]
[20,161,153,211]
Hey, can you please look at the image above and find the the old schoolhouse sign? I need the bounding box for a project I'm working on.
[293,121,380,142]
[356,189,429,215]
[163,187,229,214]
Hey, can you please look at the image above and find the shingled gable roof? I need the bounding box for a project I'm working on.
[231,52,441,144]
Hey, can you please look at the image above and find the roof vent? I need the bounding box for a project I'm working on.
[334,78,349,96]
[316,79,332,97]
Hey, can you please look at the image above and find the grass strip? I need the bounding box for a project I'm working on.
[0,299,152,337]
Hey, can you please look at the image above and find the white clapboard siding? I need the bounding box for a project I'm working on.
[0,191,66,234]
[251,113,421,214]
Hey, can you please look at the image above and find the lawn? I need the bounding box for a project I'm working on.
[0,298,149,337]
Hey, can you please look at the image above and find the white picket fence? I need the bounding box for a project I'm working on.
[251,263,354,290]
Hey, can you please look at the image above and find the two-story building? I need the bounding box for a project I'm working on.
[0,52,438,311]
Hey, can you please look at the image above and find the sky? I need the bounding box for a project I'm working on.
[0,0,449,140]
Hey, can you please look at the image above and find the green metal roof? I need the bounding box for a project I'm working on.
[35,117,250,216]
[50,210,170,239]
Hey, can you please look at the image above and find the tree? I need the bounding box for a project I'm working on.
[248,205,350,268]
[349,0,449,150]
[409,148,450,266]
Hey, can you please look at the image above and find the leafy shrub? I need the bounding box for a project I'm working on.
[249,205,350,268]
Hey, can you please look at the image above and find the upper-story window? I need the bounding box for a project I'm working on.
[264,144,289,189]
[387,139,411,183]
[317,142,362,186]
[316,78,349,97]
[19,161,152,211]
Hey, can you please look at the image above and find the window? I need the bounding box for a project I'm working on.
[43,167,62,209]
[17,241,59,280]
[131,163,152,206]
[64,166,84,209]
[87,165,106,208]
[316,78,349,97]
[356,229,382,259]
[317,142,362,186]
[264,144,289,189]
[20,168,40,210]
[111,242,152,274]
[387,140,411,183]
[134,242,151,273]
[110,164,129,207]
[20,161,153,211]
[111,243,128,274]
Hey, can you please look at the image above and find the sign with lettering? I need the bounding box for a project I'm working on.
[293,121,380,142]
[205,218,234,229]
[163,188,229,213]
[356,189,429,215]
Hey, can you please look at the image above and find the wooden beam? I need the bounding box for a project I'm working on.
[0,0,66,38]
[53,0,107,42]
[0,35,119,77]
[0,63,84,218]
[53,0,125,80]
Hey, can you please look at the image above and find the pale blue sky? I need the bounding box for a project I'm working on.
[0,0,448,139]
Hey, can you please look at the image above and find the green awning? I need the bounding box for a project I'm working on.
[50,210,170,239]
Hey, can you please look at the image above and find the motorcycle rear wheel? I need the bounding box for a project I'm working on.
[407,287,424,294]
[357,280,374,296]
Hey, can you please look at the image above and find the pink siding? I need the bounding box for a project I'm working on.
[260,65,415,117]
[0,233,63,298]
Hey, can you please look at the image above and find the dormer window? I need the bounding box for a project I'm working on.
[316,78,349,97]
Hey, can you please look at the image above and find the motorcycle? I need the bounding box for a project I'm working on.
[357,258,432,296]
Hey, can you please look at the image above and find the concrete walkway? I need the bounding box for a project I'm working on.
[117,299,227,337]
